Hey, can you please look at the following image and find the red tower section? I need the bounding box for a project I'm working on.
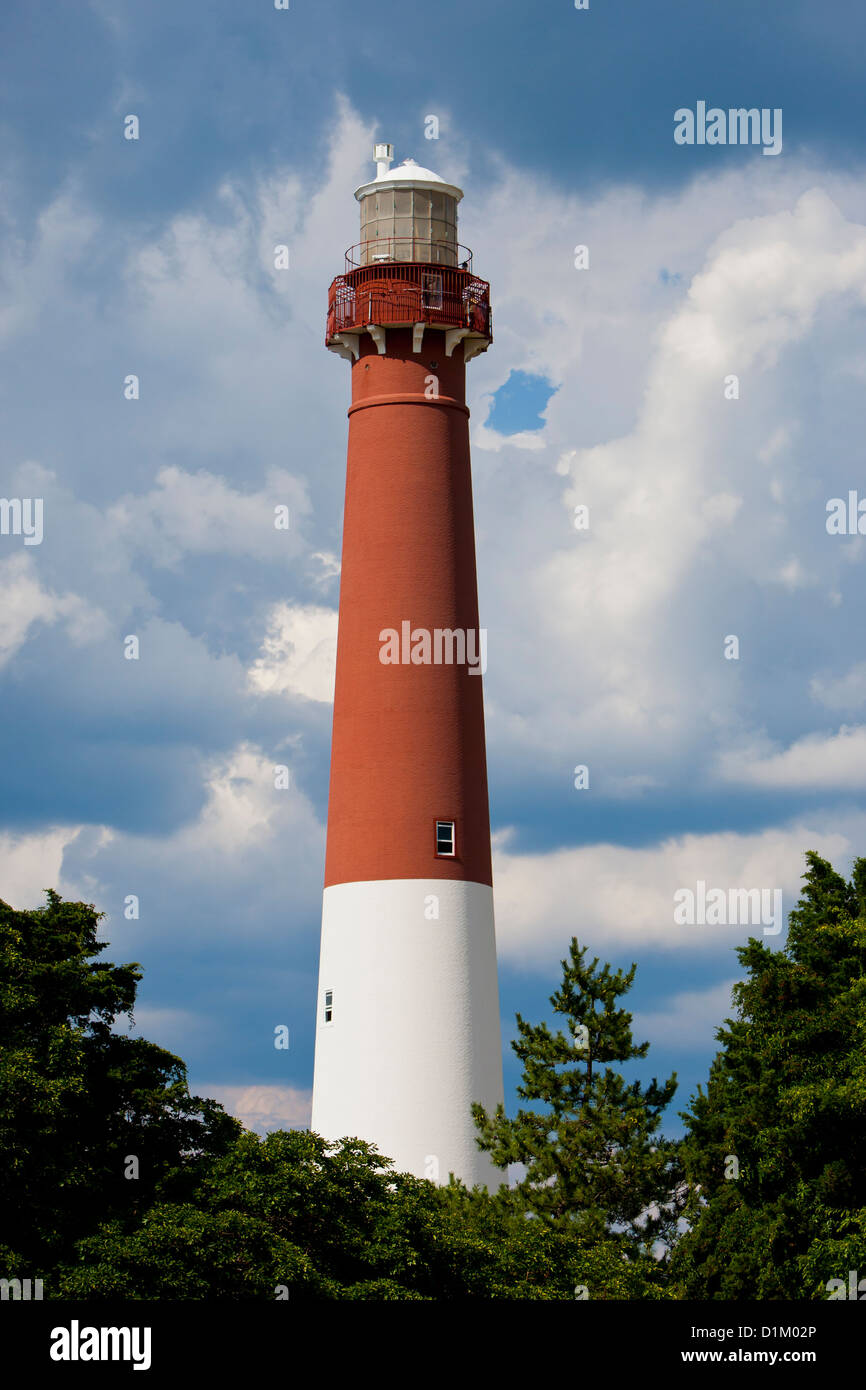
[324,159,493,891]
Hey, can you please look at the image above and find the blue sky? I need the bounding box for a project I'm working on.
[2,0,866,1144]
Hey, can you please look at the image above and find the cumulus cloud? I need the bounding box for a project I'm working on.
[5,92,866,1113]
[60,741,325,931]
[0,824,83,909]
[492,819,855,970]
[248,603,337,704]
[717,725,866,790]
[473,184,866,792]
[198,1083,312,1135]
[632,979,740,1052]
[108,465,310,568]
[811,662,866,712]
[0,553,109,666]
[7,104,866,807]
[0,191,100,346]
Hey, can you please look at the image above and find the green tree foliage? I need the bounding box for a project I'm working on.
[673,852,866,1298]
[471,939,682,1254]
[1,893,669,1299]
[56,1130,669,1300]
[0,892,239,1269]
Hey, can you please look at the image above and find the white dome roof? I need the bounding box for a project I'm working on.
[354,156,463,203]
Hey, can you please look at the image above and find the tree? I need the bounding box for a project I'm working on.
[673,852,866,1298]
[56,1129,670,1300]
[0,891,240,1270]
[471,938,681,1254]
[1,891,669,1299]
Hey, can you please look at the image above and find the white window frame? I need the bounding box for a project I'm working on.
[435,819,456,857]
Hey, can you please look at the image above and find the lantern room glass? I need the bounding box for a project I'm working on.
[358,187,458,266]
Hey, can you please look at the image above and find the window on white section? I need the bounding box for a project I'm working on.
[436,820,455,857]
[324,990,333,1024]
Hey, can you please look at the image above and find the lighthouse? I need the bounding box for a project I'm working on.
[311,145,504,1188]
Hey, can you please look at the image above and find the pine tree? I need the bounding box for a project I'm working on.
[673,852,866,1298]
[472,938,681,1250]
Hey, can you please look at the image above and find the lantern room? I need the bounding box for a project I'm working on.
[326,144,492,363]
[354,144,462,267]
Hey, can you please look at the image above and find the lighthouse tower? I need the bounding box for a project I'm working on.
[312,145,504,1188]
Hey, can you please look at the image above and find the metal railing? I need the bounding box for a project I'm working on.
[327,261,491,342]
[344,239,474,272]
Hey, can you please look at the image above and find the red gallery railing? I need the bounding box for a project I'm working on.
[326,249,492,345]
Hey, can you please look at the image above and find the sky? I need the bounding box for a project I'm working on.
[2,0,866,1146]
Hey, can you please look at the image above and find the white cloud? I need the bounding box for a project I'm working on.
[108,465,310,568]
[0,553,109,665]
[457,169,866,794]
[5,100,866,1096]
[0,191,99,345]
[8,107,866,804]
[0,744,318,923]
[700,492,743,526]
[492,819,854,970]
[131,741,317,863]
[771,557,812,590]
[632,978,740,1051]
[718,725,866,790]
[309,550,341,588]
[58,740,325,947]
[538,188,865,680]
[104,97,376,472]
[198,1083,312,1135]
[0,825,83,909]
[248,603,337,704]
[811,662,866,712]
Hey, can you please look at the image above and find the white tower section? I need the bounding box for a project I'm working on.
[313,881,503,1186]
